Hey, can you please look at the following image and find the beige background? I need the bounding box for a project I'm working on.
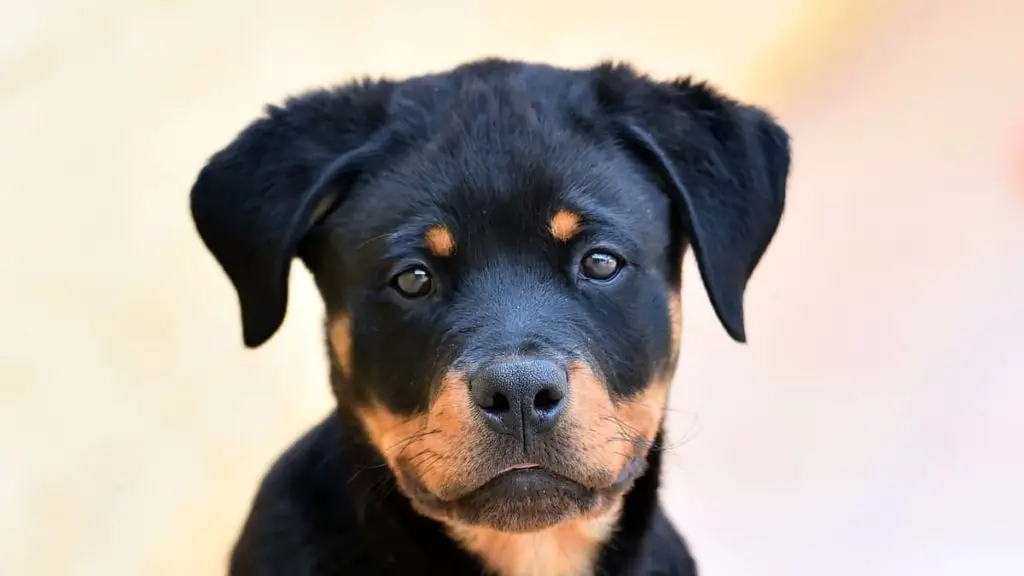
[2,0,1022,575]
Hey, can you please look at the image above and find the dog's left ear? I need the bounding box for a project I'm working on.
[189,83,394,348]
[594,64,792,343]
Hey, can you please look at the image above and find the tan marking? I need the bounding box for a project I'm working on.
[448,502,622,576]
[668,292,683,356]
[425,225,456,257]
[566,362,671,481]
[549,209,581,242]
[354,371,481,496]
[328,315,352,375]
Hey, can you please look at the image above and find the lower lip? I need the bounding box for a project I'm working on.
[481,468,577,496]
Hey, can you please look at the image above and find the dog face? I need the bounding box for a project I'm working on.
[310,127,680,531]
[190,59,789,533]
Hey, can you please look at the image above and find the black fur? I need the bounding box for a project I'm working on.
[190,58,790,575]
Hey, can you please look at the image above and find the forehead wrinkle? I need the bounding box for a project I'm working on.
[377,227,429,262]
[363,202,454,255]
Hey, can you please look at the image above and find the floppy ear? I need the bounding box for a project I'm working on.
[189,82,394,348]
[595,64,791,342]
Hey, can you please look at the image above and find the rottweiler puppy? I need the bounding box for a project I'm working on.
[190,58,790,575]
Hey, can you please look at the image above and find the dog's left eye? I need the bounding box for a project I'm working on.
[580,251,623,281]
[391,266,434,298]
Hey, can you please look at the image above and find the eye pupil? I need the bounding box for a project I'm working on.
[394,267,433,298]
[581,251,622,281]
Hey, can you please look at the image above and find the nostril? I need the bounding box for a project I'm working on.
[471,359,569,435]
[482,391,510,414]
[533,387,563,413]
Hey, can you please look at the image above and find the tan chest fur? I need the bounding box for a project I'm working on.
[447,507,621,576]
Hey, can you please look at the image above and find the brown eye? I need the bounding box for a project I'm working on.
[580,251,623,281]
[392,266,433,298]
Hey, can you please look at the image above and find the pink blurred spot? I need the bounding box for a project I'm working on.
[1014,115,1024,195]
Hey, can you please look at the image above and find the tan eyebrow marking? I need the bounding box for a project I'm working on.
[425,225,456,257]
[549,209,581,242]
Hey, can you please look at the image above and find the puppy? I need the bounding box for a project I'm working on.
[190,58,790,576]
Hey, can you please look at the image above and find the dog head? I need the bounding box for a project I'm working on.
[190,59,789,533]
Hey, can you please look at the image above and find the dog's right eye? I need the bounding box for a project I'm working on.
[579,250,624,282]
[390,266,434,298]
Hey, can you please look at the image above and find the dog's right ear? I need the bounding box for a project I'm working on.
[189,82,394,348]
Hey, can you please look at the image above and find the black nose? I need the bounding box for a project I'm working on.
[470,358,569,438]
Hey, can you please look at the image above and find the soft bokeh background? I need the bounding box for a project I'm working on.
[2,0,1022,574]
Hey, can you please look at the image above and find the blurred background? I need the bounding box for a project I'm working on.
[2,0,1022,574]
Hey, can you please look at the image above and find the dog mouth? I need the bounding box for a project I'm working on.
[414,465,596,531]
[395,455,648,531]
[472,467,588,500]
[399,460,589,504]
